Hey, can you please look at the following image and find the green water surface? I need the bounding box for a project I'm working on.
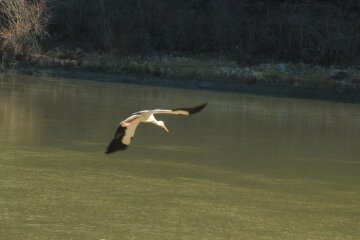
[0,74,359,240]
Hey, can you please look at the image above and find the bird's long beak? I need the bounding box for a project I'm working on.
[162,124,169,133]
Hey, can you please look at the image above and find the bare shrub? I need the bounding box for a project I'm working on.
[0,0,49,54]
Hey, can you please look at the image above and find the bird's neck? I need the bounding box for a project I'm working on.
[152,119,162,126]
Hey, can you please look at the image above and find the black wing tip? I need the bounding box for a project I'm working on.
[172,103,207,115]
[105,137,128,154]
[187,103,207,115]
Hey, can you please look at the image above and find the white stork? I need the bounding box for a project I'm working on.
[105,103,207,153]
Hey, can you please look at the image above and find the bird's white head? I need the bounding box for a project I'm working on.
[158,121,169,133]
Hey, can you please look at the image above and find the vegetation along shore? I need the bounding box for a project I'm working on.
[1,0,360,101]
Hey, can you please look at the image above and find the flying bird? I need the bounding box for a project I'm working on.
[105,103,207,154]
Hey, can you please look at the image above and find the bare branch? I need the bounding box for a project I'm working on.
[0,0,49,54]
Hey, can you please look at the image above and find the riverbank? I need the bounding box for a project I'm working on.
[6,51,360,102]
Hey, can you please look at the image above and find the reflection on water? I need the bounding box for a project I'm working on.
[1,74,360,239]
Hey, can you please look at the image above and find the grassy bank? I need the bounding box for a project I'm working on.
[8,51,360,101]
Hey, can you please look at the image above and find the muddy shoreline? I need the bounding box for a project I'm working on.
[9,66,360,103]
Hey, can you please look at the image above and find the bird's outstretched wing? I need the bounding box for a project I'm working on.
[105,125,128,154]
[139,103,207,116]
[105,114,142,154]
[171,103,207,115]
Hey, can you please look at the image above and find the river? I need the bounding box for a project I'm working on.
[1,74,359,239]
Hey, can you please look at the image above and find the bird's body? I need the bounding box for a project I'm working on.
[105,103,207,153]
